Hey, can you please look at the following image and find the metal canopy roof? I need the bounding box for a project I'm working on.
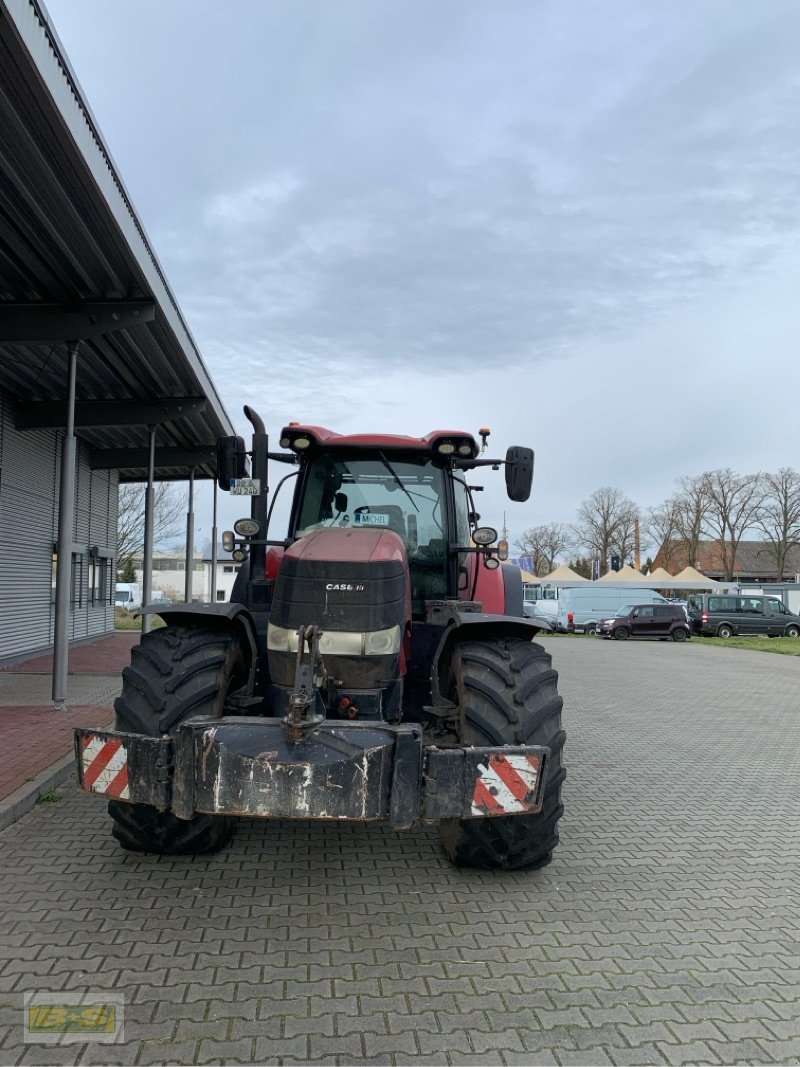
[0,0,235,480]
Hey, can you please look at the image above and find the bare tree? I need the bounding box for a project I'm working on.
[755,468,800,579]
[611,508,638,566]
[702,468,764,580]
[672,474,712,566]
[573,487,639,572]
[117,482,189,574]
[645,498,682,570]
[516,523,569,575]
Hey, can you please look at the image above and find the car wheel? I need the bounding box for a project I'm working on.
[717,624,733,639]
[785,625,800,639]
[584,624,596,636]
[614,627,629,641]
[672,627,688,642]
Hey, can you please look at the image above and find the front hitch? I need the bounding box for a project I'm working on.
[284,624,326,741]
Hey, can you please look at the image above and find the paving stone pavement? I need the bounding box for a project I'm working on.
[1,637,799,1066]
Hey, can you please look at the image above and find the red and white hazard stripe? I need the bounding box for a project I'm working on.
[81,735,130,799]
[471,753,542,816]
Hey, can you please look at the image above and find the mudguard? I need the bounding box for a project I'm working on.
[139,601,259,692]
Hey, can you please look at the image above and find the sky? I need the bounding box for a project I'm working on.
[44,0,800,554]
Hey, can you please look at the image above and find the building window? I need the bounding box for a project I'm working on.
[216,590,225,601]
[223,565,234,573]
[91,557,112,605]
[71,553,84,608]
[51,550,87,609]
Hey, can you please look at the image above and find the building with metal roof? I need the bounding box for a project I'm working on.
[0,0,236,701]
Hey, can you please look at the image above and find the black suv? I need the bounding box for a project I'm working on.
[597,603,690,642]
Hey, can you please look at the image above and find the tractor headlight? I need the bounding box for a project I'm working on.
[267,624,402,656]
[472,526,498,546]
[364,626,402,654]
[234,518,260,537]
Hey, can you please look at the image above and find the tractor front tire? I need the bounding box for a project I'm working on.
[439,638,565,871]
[108,624,247,855]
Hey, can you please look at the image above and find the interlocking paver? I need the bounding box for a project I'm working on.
[1,640,799,1064]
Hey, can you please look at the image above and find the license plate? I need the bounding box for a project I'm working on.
[230,478,260,496]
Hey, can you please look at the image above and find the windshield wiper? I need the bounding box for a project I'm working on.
[378,452,419,513]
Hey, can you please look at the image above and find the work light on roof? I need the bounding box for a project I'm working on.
[437,441,456,455]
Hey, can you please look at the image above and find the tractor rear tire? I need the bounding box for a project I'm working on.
[439,639,565,871]
[108,624,247,855]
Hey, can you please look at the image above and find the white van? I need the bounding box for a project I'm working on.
[557,586,667,634]
[115,582,142,610]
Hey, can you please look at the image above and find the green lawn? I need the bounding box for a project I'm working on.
[542,629,800,656]
[693,635,800,656]
[114,608,165,631]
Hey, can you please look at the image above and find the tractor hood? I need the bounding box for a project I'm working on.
[267,528,412,694]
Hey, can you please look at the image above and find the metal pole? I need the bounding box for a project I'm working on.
[210,479,218,603]
[52,341,79,710]
[185,466,195,603]
[141,428,156,636]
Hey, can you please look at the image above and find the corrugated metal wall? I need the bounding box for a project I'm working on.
[0,390,118,662]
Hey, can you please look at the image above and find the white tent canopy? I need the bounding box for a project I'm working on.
[646,567,675,584]
[538,564,589,583]
[597,565,647,583]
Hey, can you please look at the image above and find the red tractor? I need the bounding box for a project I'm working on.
[76,408,565,870]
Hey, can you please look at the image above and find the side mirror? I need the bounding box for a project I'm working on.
[505,446,534,502]
[334,491,348,514]
[216,436,248,491]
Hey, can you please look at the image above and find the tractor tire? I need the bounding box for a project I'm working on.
[108,624,247,855]
[439,639,565,871]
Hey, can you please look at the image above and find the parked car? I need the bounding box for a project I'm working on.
[523,599,558,626]
[687,594,800,638]
[597,603,691,642]
[557,586,667,634]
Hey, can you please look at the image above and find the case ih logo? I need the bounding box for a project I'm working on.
[325,583,365,591]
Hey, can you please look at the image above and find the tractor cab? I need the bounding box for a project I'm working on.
[290,448,462,614]
[275,423,532,618]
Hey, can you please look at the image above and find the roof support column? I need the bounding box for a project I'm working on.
[52,341,79,711]
[184,467,195,603]
[210,480,218,604]
[141,428,156,636]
